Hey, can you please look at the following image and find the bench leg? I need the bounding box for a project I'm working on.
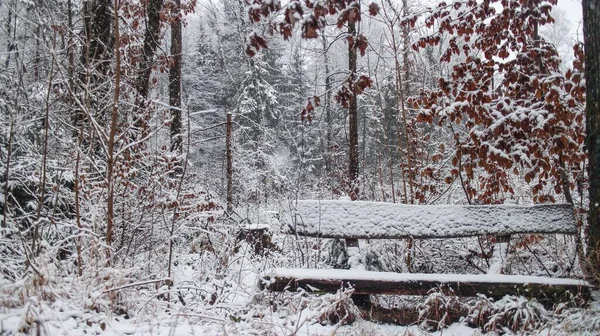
[488,235,511,274]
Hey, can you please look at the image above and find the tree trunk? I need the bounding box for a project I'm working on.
[134,0,164,114]
[400,0,414,204]
[75,125,84,276]
[81,0,112,79]
[226,112,233,211]
[345,17,366,306]
[584,0,600,284]
[77,0,112,130]
[2,121,13,230]
[169,0,183,152]
[106,0,122,263]
[348,20,359,200]
[322,35,332,176]
[5,0,14,69]
[32,54,55,256]
[67,0,74,92]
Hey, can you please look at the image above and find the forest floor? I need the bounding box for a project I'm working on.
[2,224,600,335]
[2,249,599,335]
[1,287,599,335]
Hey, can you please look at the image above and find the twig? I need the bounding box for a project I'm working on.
[172,313,225,322]
[2,120,13,230]
[103,278,172,293]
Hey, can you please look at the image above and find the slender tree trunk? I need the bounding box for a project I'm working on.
[382,120,396,203]
[374,117,386,202]
[389,26,409,204]
[226,112,233,211]
[348,20,359,200]
[169,0,182,152]
[558,153,574,205]
[5,0,14,68]
[584,0,600,283]
[67,0,74,93]
[75,125,84,276]
[167,105,192,306]
[106,0,122,263]
[32,53,55,256]
[346,13,369,306]
[397,0,414,204]
[321,34,335,197]
[34,26,40,81]
[322,35,332,173]
[2,121,13,231]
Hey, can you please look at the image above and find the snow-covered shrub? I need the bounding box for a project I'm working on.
[506,234,581,278]
[554,298,600,334]
[363,240,409,273]
[482,295,550,333]
[316,287,361,325]
[418,288,467,330]
[467,294,496,329]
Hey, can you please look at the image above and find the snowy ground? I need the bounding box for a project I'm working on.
[2,213,599,335]
[2,250,599,336]
[0,305,477,336]
[2,298,600,336]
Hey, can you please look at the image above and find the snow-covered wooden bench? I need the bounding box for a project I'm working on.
[260,200,592,302]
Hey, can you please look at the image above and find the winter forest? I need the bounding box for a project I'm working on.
[2,0,600,334]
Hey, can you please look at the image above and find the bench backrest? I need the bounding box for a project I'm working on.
[281,200,577,239]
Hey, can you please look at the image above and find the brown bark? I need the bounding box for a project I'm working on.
[169,0,183,152]
[322,35,333,176]
[32,54,55,256]
[262,275,591,302]
[76,0,112,129]
[584,0,600,283]
[2,121,13,230]
[81,0,112,79]
[226,112,233,211]
[105,0,122,261]
[4,0,15,69]
[348,20,359,200]
[400,0,414,204]
[134,0,164,104]
[75,124,84,276]
[67,0,74,92]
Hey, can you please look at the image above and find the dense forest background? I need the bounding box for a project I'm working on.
[0,0,599,334]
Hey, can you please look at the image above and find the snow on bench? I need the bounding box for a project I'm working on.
[261,200,593,302]
[260,268,591,299]
[281,200,577,239]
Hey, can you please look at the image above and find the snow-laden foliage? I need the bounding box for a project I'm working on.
[1,0,597,335]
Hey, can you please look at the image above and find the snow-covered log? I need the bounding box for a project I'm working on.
[281,201,577,239]
[261,268,592,301]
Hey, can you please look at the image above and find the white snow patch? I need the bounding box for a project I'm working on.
[282,200,577,239]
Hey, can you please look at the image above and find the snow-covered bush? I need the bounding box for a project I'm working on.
[316,287,361,325]
[556,302,600,334]
[477,295,551,333]
[418,288,468,330]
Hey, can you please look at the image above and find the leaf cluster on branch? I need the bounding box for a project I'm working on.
[407,0,586,203]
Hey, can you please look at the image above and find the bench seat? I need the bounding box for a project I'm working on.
[261,268,592,301]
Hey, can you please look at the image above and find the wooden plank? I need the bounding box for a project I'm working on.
[282,201,577,239]
[260,268,592,302]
